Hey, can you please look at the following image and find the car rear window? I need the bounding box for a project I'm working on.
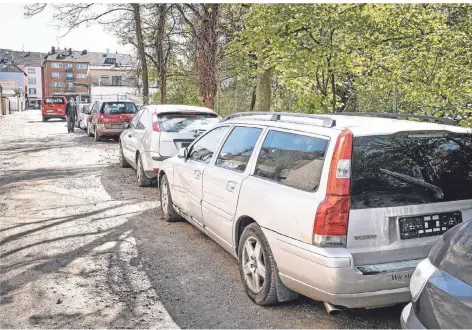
[44,97,65,104]
[102,102,137,114]
[158,113,219,133]
[351,131,472,209]
[254,130,329,191]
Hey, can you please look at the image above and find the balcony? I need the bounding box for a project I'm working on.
[65,76,75,81]
[65,67,74,73]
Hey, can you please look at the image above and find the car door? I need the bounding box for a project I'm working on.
[122,109,143,166]
[88,102,99,130]
[130,109,150,166]
[173,126,231,227]
[202,125,264,246]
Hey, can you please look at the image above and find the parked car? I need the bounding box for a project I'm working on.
[87,101,138,142]
[76,103,91,130]
[401,220,472,329]
[158,111,472,313]
[41,96,67,121]
[119,105,220,187]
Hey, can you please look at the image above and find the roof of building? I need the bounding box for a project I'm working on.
[0,49,45,67]
[44,49,133,67]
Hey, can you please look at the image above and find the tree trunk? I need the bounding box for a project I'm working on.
[196,4,219,109]
[331,73,336,113]
[255,67,272,112]
[156,4,167,104]
[249,85,257,111]
[132,3,149,105]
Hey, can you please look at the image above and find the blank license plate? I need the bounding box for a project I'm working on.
[399,211,462,240]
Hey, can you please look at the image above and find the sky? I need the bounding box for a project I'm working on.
[0,3,132,54]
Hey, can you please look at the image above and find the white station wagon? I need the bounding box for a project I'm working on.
[157,112,472,313]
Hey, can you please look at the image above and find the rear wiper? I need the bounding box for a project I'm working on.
[380,169,444,199]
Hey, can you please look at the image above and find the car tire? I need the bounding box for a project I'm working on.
[87,124,93,137]
[94,127,101,142]
[159,174,181,222]
[119,143,131,168]
[42,116,48,122]
[136,153,152,187]
[238,223,279,306]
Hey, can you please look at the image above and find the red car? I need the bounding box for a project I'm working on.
[42,96,67,121]
[87,101,138,141]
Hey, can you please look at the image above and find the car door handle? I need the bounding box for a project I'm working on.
[194,170,202,179]
[227,181,237,192]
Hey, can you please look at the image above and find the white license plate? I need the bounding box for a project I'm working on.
[47,110,54,113]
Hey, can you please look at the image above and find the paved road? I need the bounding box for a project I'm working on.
[0,110,403,328]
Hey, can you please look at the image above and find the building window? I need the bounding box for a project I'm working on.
[65,63,73,69]
[27,68,36,74]
[51,72,63,78]
[28,77,37,85]
[51,63,63,68]
[52,82,63,88]
[29,88,37,95]
[76,73,88,79]
[104,58,116,65]
[112,76,122,86]
[66,82,74,88]
[76,64,88,69]
[66,73,73,78]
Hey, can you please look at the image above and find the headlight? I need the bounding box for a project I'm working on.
[409,258,436,301]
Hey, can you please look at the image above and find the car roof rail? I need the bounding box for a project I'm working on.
[331,112,456,126]
[221,112,336,128]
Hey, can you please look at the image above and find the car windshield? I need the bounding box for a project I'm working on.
[102,102,137,114]
[158,113,219,133]
[44,98,64,104]
[351,131,472,209]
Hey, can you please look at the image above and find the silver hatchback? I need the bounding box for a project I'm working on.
[158,112,472,312]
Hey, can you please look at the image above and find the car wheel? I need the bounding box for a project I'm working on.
[159,174,181,222]
[87,124,93,137]
[94,127,101,142]
[42,116,47,122]
[136,153,152,187]
[119,143,131,168]
[238,223,278,306]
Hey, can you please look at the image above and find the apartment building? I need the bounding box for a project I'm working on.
[43,48,135,98]
[43,49,90,97]
[0,49,45,109]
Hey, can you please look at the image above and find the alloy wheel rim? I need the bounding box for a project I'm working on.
[242,236,266,293]
[161,181,169,215]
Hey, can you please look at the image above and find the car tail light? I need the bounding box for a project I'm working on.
[152,113,160,132]
[313,129,353,247]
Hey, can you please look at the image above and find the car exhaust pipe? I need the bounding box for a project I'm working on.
[324,302,341,315]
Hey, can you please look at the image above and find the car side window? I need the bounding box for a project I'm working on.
[91,103,98,114]
[215,126,262,172]
[254,130,329,191]
[131,110,143,129]
[189,126,230,164]
[137,109,150,130]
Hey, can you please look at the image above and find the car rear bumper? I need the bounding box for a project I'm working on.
[141,152,170,178]
[263,228,417,308]
[42,114,66,119]
[401,303,426,329]
[96,127,125,136]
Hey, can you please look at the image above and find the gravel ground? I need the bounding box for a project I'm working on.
[0,110,403,328]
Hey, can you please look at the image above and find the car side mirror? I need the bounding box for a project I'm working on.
[124,122,130,129]
[177,147,188,159]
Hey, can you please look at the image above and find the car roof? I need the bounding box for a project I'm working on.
[145,104,216,115]
[222,113,471,136]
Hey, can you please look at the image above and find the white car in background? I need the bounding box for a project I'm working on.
[119,104,220,186]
